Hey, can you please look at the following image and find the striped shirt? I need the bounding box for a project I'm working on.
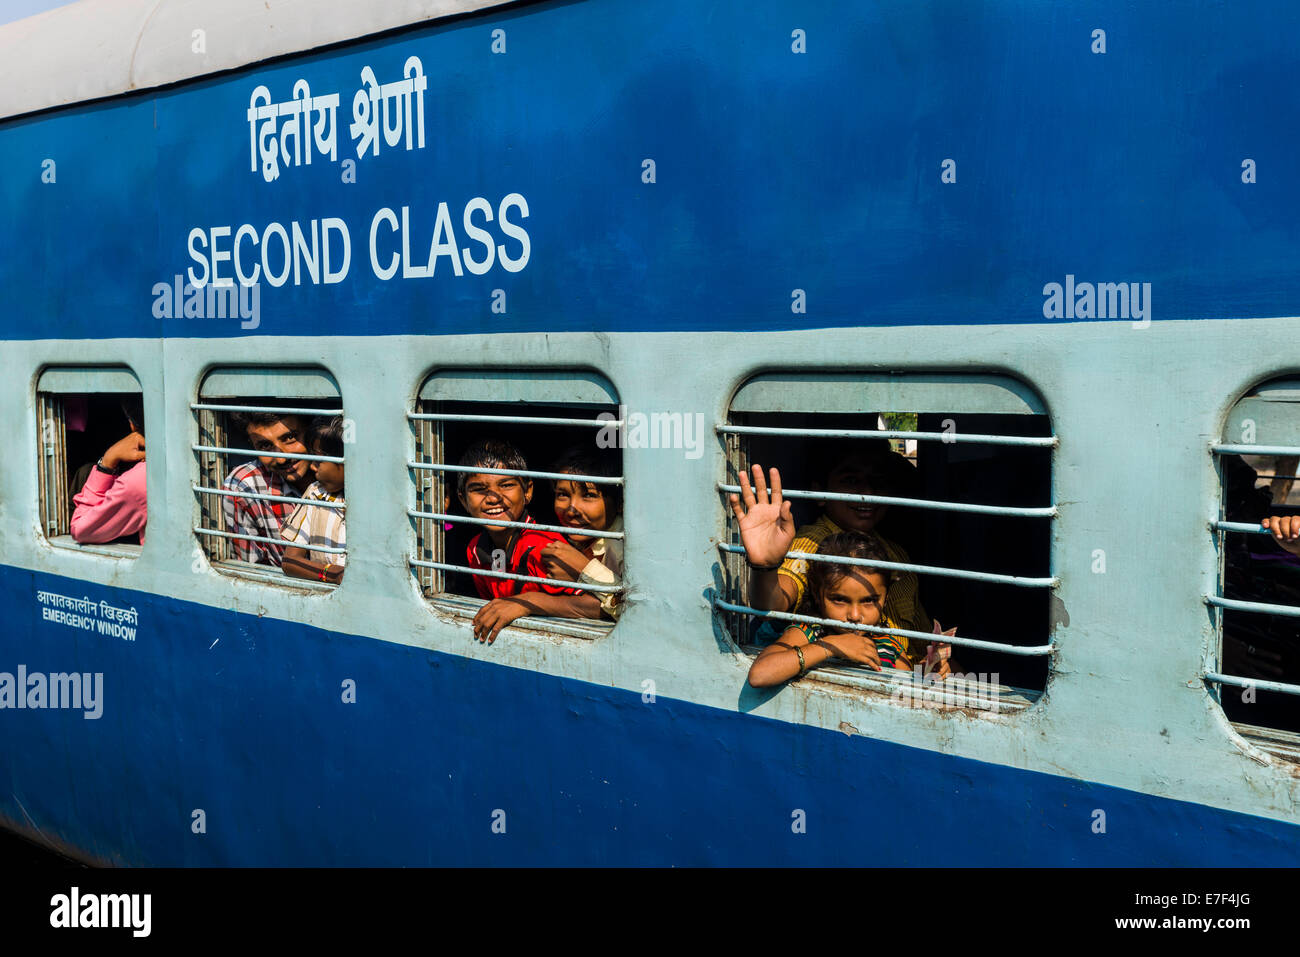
[280,482,346,566]
[575,516,624,620]
[221,461,300,565]
[790,618,911,670]
[777,515,932,654]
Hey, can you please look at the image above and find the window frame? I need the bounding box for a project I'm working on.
[36,365,145,559]
[408,369,625,642]
[718,370,1058,713]
[1208,378,1300,758]
[191,366,345,590]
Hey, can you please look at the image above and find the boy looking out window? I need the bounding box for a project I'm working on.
[281,416,347,584]
[457,439,601,643]
[221,408,313,565]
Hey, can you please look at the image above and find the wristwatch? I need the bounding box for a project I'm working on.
[95,458,121,476]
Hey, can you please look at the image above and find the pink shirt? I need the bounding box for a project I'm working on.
[70,462,147,544]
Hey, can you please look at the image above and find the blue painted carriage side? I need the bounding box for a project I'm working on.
[3,566,1296,866]
[3,0,1299,342]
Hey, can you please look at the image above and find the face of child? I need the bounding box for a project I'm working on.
[246,416,312,486]
[311,442,345,495]
[459,473,532,532]
[822,457,890,533]
[553,478,609,549]
[819,570,888,627]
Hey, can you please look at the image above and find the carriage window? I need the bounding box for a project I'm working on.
[1210,380,1300,756]
[192,367,345,588]
[37,366,146,557]
[408,370,624,640]
[719,373,1056,711]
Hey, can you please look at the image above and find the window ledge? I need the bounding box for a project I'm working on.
[1232,722,1300,764]
[46,535,141,560]
[742,645,1039,714]
[210,559,336,593]
[426,593,614,641]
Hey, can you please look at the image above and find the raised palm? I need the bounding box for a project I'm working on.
[728,464,796,567]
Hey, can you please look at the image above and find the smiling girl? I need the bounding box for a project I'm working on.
[747,531,928,688]
[539,447,624,620]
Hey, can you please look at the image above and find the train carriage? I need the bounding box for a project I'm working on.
[1,0,1298,865]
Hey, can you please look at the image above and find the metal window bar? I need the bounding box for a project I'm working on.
[195,485,345,510]
[408,509,625,538]
[196,527,347,555]
[1214,520,1288,536]
[192,444,344,464]
[1212,443,1300,457]
[408,558,621,594]
[409,461,623,486]
[408,412,624,428]
[716,483,1056,518]
[716,543,1058,588]
[1204,672,1300,698]
[713,598,1055,657]
[718,423,1058,448]
[1205,595,1300,618]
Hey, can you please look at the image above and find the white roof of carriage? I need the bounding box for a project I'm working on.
[0,0,517,120]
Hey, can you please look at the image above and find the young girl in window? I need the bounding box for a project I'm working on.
[539,447,624,620]
[747,531,952,687]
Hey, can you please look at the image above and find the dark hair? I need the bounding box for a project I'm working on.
[229,405,305,439]
[808,437,897,490]
[802,530,892,615]
[120,396,144,433]
[548,446,623,519]
[311,415,345,459]
[456,439,529,498]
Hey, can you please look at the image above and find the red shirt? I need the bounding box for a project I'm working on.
[466,516,582,600]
